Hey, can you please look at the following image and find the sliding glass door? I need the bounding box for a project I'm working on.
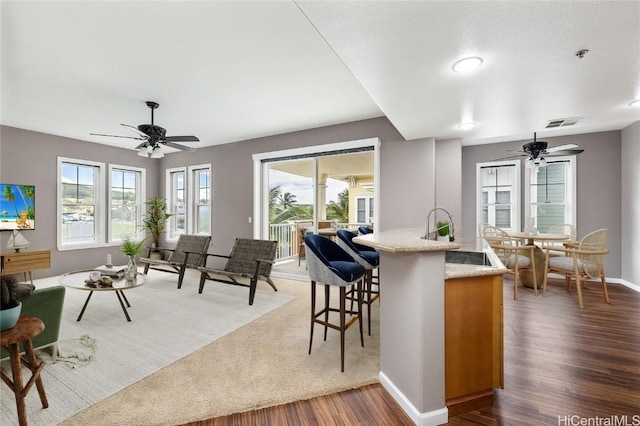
[253,139,379,278]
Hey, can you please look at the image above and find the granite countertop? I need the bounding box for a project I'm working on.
[354,230,507,279]
[353,227,460,253]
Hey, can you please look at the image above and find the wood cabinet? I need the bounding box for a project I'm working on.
[0,250,51,283]
[445,274,503,416]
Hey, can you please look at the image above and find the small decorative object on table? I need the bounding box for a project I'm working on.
[120,236,146,281]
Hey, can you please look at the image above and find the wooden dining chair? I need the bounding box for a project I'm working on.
[545,224,577,257]
[542,228,609,309]
[482,225,537,300]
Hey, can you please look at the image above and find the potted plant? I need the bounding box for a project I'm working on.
[436,220,450,242]
[1,276,21,330]
[141,196,172,256]
[120,236,147,280]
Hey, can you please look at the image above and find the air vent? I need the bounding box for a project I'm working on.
[545,117,582,128]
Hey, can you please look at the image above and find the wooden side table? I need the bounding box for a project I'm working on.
[1,316,49,426]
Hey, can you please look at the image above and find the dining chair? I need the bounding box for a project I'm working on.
[545,224,577,257]
[304,234,366,372]
[542,228,609,309]
[336,229,380,335]
[482,225,537,300]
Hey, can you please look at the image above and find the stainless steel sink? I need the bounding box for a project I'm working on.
[445,250,492,266]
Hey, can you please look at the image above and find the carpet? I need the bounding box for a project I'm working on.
[0,269,294,426]
[60,274,380,425]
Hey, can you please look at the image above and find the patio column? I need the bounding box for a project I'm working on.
[317,173,327,220]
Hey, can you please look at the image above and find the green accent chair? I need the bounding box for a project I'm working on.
[1,285,66,360]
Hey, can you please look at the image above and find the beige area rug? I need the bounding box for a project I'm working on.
[61,275,381,426]
[0,269,293,426]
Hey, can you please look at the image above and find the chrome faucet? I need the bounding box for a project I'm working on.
[425,207,454,242]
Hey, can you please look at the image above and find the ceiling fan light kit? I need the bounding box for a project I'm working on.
[90,101,199,158]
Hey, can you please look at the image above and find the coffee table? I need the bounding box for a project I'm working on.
[58,269,148,322]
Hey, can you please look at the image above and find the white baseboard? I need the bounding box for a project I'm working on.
[379,371,448,426]
[605,277,640,292]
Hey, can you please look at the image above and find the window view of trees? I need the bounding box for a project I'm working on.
[269,185,313,224]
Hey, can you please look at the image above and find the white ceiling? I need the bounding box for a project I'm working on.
[2,1,639,154]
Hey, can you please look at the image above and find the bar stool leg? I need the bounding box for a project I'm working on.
[309,280,316,355]
[339,286,346,372]
[323,285,330,341]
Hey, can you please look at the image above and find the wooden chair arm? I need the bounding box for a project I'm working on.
[543,246,609,256]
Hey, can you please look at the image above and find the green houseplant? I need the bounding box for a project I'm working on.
[436,220,450,241]
[142,197,172,248]
[1,276,21,330]
[120,236,146,281]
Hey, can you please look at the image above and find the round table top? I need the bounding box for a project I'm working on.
[1,316,45,345]
[507,231,572,241]
[58,269,149,291]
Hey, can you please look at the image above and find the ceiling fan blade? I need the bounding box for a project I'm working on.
[163,141,196,152]
[164,135,200,142]
[491,154,528,161]
[546,143,580,153]
[545,149,584,157]
[90,133,145,140]
[121,123,150,138]
[134,142,149,150]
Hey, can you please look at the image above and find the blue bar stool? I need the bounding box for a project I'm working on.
[336,229,380,335]
[304,234,366,372]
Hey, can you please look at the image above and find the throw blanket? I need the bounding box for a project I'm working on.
[57,335,97,368]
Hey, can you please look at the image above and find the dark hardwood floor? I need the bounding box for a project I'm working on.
[184,277,640,425]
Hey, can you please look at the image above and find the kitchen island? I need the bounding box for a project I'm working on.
[354,229,507,425]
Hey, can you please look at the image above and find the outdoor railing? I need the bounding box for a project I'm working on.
[269,222,368,262]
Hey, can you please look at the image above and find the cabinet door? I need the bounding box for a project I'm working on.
[445,275,503,399]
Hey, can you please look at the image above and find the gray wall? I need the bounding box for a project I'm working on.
[621,122,640,285]
[1,118,405,277]
[379,137,436,230]
[462,130,623,278]
[436,138,462,239]
[0,125,161,277]
[163,117,405,255]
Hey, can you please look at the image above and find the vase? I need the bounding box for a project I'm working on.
[0,301,22,331]
[437,235,450,242]
[125,255,137,281]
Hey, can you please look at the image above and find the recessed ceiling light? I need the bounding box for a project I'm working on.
[452,56,483,73]
[457,122,477,130]
[630,99,640,107]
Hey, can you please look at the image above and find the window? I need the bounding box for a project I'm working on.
[58,158,147,250]
[58,157,106,249]
[109,164,146,242]
[166,164,211,241]
[192,166,211,235]
[356,196,374,223]
[524,157,576,232]
[476,161,520,234]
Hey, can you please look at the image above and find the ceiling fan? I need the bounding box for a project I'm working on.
[495,132,584,166]
[90,101,199,158]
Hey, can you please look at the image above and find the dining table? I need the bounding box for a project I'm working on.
[507,231,572,289]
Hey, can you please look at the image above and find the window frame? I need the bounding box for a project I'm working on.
[524,156,576,232]
[355,195,375,224]
[165,164,211,242]
[108,164,146,243]
[57,157,107,250]
[475,160,521,234]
